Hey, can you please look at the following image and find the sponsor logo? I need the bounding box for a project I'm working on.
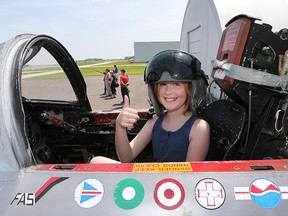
[10,193,35,206]
[234,178,286,209]
[10,177,68,206]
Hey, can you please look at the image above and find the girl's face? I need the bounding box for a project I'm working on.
[157,82,188,112]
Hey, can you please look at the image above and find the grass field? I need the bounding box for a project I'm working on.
[22,60,148,79]
[78,60,148,77]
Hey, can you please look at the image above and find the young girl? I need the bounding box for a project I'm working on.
[90,50,210,163]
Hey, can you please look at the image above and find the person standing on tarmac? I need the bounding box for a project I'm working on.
[120,69,130,104]
[113,65,119,79]
[110,72,117,99]
[104,69,112,96]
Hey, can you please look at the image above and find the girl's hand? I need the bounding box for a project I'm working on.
[116,95,139,128]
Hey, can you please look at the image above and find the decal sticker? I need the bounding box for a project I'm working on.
[10,177,69,206]
[132,163,192,172]
[10,193,35,206]
[35,176,69,203]
[195,178,225,210]
[234,187,250,200]
[250,178,281,209]
[235,186,288,200]
[280,186,288,199]
[114,178,144,210]
[154,178,185,210]
[74,178,104,208]
[234,179,288,209]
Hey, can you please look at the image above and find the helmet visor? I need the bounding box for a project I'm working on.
[145,50,201,84]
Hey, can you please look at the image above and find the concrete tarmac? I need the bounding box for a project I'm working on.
[84,74,151,111]
[22,74,150,111]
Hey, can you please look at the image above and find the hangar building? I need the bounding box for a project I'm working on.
[134,41,180,62]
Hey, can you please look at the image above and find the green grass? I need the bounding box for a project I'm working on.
[78,61,147,77]
[22,60,148,80]
[23,66,61,73]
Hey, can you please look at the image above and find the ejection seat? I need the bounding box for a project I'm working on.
[202,99,246,161]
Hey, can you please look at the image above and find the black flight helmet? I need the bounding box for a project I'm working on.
[144,50,208,116]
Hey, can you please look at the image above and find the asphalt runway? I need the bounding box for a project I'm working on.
[84,74,151,111]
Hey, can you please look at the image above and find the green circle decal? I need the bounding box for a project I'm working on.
[114,178,144,210]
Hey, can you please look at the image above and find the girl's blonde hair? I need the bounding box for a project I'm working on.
[154,82,192,115]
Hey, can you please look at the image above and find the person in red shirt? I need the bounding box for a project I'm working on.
[120,69,130,104]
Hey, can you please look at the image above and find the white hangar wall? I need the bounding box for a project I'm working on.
[134,41,180,62]
[180,0,222,97]
[180,0,222,77]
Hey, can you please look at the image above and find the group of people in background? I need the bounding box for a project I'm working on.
[101,65,130,104]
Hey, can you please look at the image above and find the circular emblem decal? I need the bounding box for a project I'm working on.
[195,178,225,209]
[74,178,104,208]
[114,178,144,210]
[154,178,185,210]
[249,178,281,209]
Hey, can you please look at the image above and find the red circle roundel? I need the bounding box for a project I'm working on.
[154,178,185,210]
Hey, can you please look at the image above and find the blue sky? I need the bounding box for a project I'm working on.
[1,0,188,60]
[1,0,287,60]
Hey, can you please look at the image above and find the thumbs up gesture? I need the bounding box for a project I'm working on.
[116,95,140,128]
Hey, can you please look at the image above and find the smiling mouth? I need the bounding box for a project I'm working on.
[165,97,177,102]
